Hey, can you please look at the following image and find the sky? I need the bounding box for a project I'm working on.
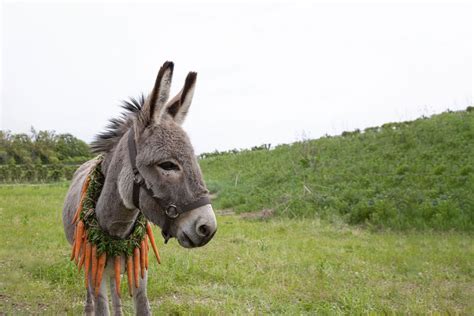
[1,1,472,154]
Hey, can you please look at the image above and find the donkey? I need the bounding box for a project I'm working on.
[62,61,217,315]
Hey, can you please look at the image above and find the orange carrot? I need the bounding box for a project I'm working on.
[146,222,161,264]
[133,247,140,288]
[140,240,146,278]
[91,245,98,290]
[74,221,85,263]
[84,242,92,288]
[78,240,86,271]
[95,252,107,297]
[72,204,81,225]
[144,235,149,270]
[72,204,80,224]
[70,237,77,261]
[75,236,83,266]
[72,176,90,224]
[83,176,90,192]
[114,256,121,298]
[126,255,134,297]
[73,226,80,264]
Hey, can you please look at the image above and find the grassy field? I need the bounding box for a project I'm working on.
[0,184,473,314]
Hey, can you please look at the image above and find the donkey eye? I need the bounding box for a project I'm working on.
[158,161,180,171]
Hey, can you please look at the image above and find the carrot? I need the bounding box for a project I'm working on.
[84,242,92,288]
[78,240,86,271]
[74,237,82,266]
[140,240,146,278]
[72,176,90,224]
[74,221,85,263]
[126,255,134,297]
[133,247,140,288]
[146,222,161,264]
[73,226,80,264]
[72,204,81,225]
[74,221,84,264]
[114,256,121,298]
[95,252,107,297]
[83,176,91,192]
[91,245,98,290]
[70,237,77,261]
[144,235,149,270]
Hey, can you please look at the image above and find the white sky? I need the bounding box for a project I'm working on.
[1,1,472,154]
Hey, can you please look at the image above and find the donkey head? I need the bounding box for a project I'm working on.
[129,62,216,248]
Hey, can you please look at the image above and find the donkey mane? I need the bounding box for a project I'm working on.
[90,94,145,154]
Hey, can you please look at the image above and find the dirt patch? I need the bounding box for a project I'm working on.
[240,209,274,220]
[215,209,235,216]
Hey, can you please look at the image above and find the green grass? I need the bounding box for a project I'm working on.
[1,185,473,314]
[200,109,474,231]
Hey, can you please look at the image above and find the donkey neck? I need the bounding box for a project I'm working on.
[95,133,139,239]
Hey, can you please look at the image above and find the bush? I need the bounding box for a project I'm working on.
[0,164,82,183]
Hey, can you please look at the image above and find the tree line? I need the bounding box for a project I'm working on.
[0,128,93,182]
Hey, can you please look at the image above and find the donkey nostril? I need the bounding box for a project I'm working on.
[197,224,210,237]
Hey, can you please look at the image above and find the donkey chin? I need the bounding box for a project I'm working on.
[173,204,217,248]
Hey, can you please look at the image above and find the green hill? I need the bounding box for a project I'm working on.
[200,107,474,231]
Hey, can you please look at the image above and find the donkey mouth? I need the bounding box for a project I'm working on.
[178,229,216,248]
[180,232,197,248]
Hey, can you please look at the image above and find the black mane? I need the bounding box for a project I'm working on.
[90,94,145,154]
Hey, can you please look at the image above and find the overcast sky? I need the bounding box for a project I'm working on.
[1,1,472,154]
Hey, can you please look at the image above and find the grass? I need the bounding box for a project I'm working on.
[200,108,474,231]
[1,184,473,314]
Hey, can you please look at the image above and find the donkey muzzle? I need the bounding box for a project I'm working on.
[175,204,217,248]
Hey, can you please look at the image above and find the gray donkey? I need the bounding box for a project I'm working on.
[62,61,217,315]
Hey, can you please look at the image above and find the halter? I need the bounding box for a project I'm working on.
[127,128,211,241]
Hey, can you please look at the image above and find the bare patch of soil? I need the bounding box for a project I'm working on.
[240,209,274,220]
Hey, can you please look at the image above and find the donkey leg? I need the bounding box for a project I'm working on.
[95,276,110,316]
[133,270,151,316]
[109,275,123,316]
[85,276,95,316]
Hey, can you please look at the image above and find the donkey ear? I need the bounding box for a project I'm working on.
[139,61,174,127]
[166,72,197,125]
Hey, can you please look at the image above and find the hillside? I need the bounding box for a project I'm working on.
[200,108,474,231]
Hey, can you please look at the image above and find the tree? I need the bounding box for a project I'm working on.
[0,128,92,165]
